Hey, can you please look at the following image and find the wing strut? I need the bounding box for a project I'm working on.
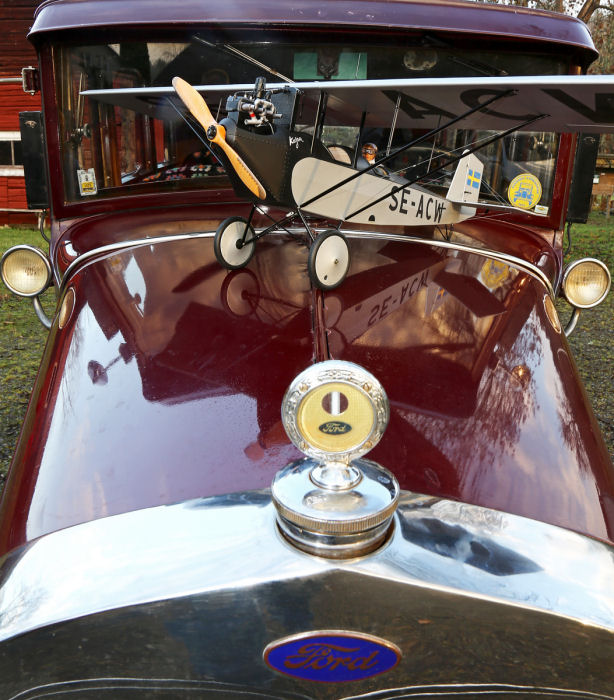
[353,111,367,167]
[312,91,329,155]
[386,93,402,157]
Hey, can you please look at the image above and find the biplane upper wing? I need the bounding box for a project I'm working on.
[82,74,614,133]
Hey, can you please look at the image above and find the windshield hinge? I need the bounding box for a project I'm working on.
[22,66,40,95]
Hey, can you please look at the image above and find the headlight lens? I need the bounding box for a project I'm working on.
[562,258,611,309]
[1,246,51,297]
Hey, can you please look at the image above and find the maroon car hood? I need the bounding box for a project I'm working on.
[1,229,612,553]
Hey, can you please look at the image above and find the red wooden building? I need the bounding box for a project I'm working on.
[0,0,41,225]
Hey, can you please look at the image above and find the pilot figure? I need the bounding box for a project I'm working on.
[359,142,388,176]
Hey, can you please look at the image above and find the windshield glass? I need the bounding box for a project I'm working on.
[55,34,567,213]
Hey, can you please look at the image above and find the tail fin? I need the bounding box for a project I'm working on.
[447,152,483,204]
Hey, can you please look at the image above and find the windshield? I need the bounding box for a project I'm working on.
[55,34,567,214]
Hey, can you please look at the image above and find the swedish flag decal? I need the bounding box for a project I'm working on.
[467,169,482,189]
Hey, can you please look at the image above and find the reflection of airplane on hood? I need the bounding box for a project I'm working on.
[83,72,614,288]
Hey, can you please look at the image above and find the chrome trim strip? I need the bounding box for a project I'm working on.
[340,228,556,297]
[344,683,614,699]
[57,227,555,297]
[58,231,216,290]
[6,678,311,699]
[2,490,614,645]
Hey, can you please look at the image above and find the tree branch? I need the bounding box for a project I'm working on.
[578,0,614,21]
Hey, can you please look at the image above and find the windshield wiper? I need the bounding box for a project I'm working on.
[192,35,294,84]
[448,55,508,77]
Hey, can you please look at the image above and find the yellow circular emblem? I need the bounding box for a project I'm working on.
[297,382,374,454]
[481,259,509,288]
[507,173,542,210]
[282,360,389,463]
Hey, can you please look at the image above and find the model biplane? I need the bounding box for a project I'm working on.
[83,72,614,289]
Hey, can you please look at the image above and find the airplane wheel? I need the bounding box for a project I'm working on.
[308,230,350,290]
[214,217,256,270]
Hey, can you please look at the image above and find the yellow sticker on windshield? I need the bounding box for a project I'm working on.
[507,174,542,210]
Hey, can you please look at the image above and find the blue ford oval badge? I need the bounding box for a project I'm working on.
[318,421,352,435]
[264,631,401,682]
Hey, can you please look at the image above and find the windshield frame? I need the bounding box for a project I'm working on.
[41,26,581,229]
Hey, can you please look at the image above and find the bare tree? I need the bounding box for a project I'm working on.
[485,0,613,152]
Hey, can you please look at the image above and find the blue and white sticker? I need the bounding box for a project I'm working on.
[264,631,401,682]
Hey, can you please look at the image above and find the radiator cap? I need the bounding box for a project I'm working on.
[272,360,398,558]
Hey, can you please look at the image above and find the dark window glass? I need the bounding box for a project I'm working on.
[55,37,569,203]
[13,140,22,165]
[0,141,12,165]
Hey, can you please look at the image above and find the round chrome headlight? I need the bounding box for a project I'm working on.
[1,245,51,297]
[562,258,611,309]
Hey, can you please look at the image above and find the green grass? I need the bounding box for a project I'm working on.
[558,214,614,461]
[565,215,614,268]
[0,227,56,486]
[0,215,612,486]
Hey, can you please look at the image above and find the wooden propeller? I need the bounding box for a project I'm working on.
[172,76,266,200]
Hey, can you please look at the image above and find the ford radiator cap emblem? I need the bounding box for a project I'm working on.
[318,420,352,435]
[274,360,399,558]
[264,631,401,682]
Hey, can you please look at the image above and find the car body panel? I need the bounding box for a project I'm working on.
[0,220,611,554]
[30,0,597,59]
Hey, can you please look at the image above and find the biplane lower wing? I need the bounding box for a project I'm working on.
[83,74,614,134]
[291,157,479,226]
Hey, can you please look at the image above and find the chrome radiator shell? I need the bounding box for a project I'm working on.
[1,491,614,698]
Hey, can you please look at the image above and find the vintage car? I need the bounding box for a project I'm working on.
[0,0,613,697]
